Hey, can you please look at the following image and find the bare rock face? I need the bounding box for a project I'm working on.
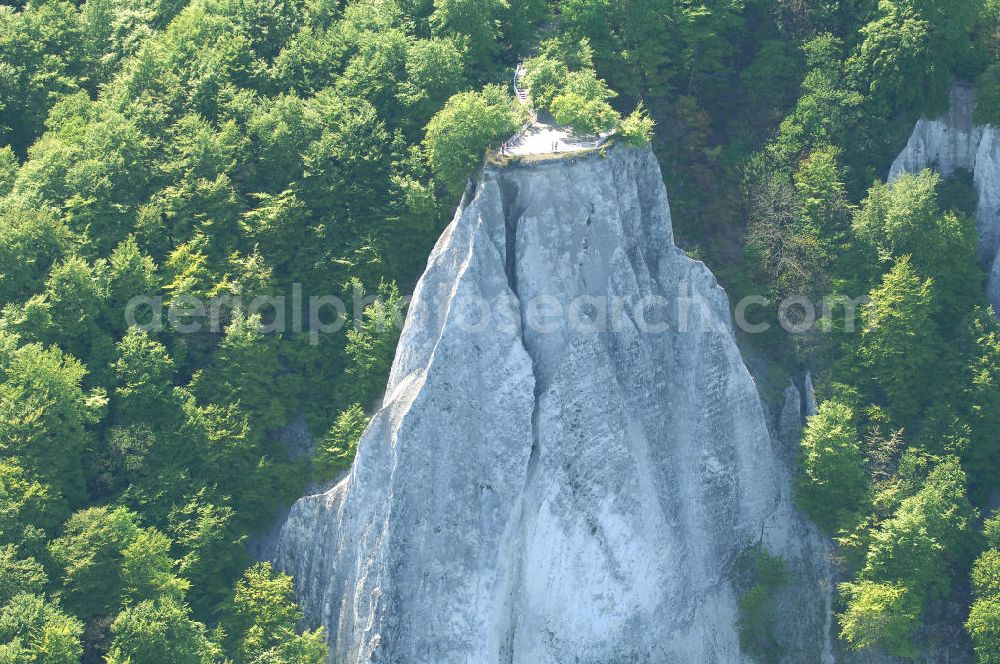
[889,85,1000,308]
[275,146,830,663]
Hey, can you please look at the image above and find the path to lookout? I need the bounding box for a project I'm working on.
[501,62,613,157]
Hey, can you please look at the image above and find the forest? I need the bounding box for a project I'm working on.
[0,0,998,661]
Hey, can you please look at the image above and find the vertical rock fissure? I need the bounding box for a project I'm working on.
[498,174,545,662]
[500,177,521,297]
[498,176,543,484]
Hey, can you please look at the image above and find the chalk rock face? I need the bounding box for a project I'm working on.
[889,86,1000,308]
[275,146,829,663]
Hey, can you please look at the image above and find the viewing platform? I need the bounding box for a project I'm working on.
[502,119,611,156]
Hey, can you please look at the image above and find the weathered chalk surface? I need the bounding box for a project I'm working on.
[274,146,831,663]
[890,85,1000,309]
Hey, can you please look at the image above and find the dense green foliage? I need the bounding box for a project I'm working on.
[424,85,518,196]
[0,0,541,658]
[619,103,655,144]
[314,403,369,480]
[223,563,326,664]
[975,63,1000,125]
[735,544,790,663]
[968,512,1000,662]
[792,169,995,657]
[523,39,620,134]
[716,1,1000,657]
[838,580,921,657]
[797,400,868,532]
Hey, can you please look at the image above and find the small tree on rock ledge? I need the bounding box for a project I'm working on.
[424,85,519,197]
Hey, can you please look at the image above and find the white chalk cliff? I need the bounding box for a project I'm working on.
[275,146,831,663]
[889,85,1000,308]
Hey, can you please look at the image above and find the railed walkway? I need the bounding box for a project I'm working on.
[504,121,602,156]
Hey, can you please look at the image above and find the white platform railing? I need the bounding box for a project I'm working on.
[573,132,615,149]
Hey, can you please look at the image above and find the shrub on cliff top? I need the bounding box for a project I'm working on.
[425,85,519,197]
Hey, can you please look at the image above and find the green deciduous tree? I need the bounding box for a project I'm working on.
[964,311,1000,492]
[0,593,84,664]
[521,41,622,135]
[240,190,310,276]
[0,147,16,198]
[735,545,789,663]
[0,546,46,606]
[314,403,369,479]
[424,85,518,196]
[522,54,570,111]
[177,399,287,525]
[430,0,509,74]
[854,171,982,318]
[740,39,802,122]
[113,328,178,428]
[797,400,868,532]
[549,68,618,134]
[967,511,1000,662]
[0,459,62,556]
[863,458,976,601]
[399,38,466,133]
[975,63,1000,126]
[979,0,1000,60]
[973,549,1000,599]
[336,29,410,125]
[345,280,406,405]
[43,256,116,380]
[48,506,142,620]
[108,512,213,659]
[858,257,942,424]
[770,35,863,165]
[558,0,677,101]
[107,237,160,336]
[966,596,1000,664]
[191,312,285,433]
[106,597,219,664]
[849,0,978,115]
[121,528,189,604]
[676,0,744,97]
[619,103,655,145]
[79,0,181,83]
[0,210,72,307]
[300,93,391,229]
[168,492,245,620]
[986,512,1000,549]
[0,336,100,506]
[550,93,619,135]
[0,1,88,155]
[225,563,327,664]
[795,145,852,246]
[838,581,921,658]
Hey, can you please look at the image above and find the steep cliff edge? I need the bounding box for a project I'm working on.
[274,146,831,663]
[890,85,1000,308]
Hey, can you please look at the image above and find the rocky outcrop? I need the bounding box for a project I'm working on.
[889,85,1000,308]
[779,381,805,450]
[275,146,831,663]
